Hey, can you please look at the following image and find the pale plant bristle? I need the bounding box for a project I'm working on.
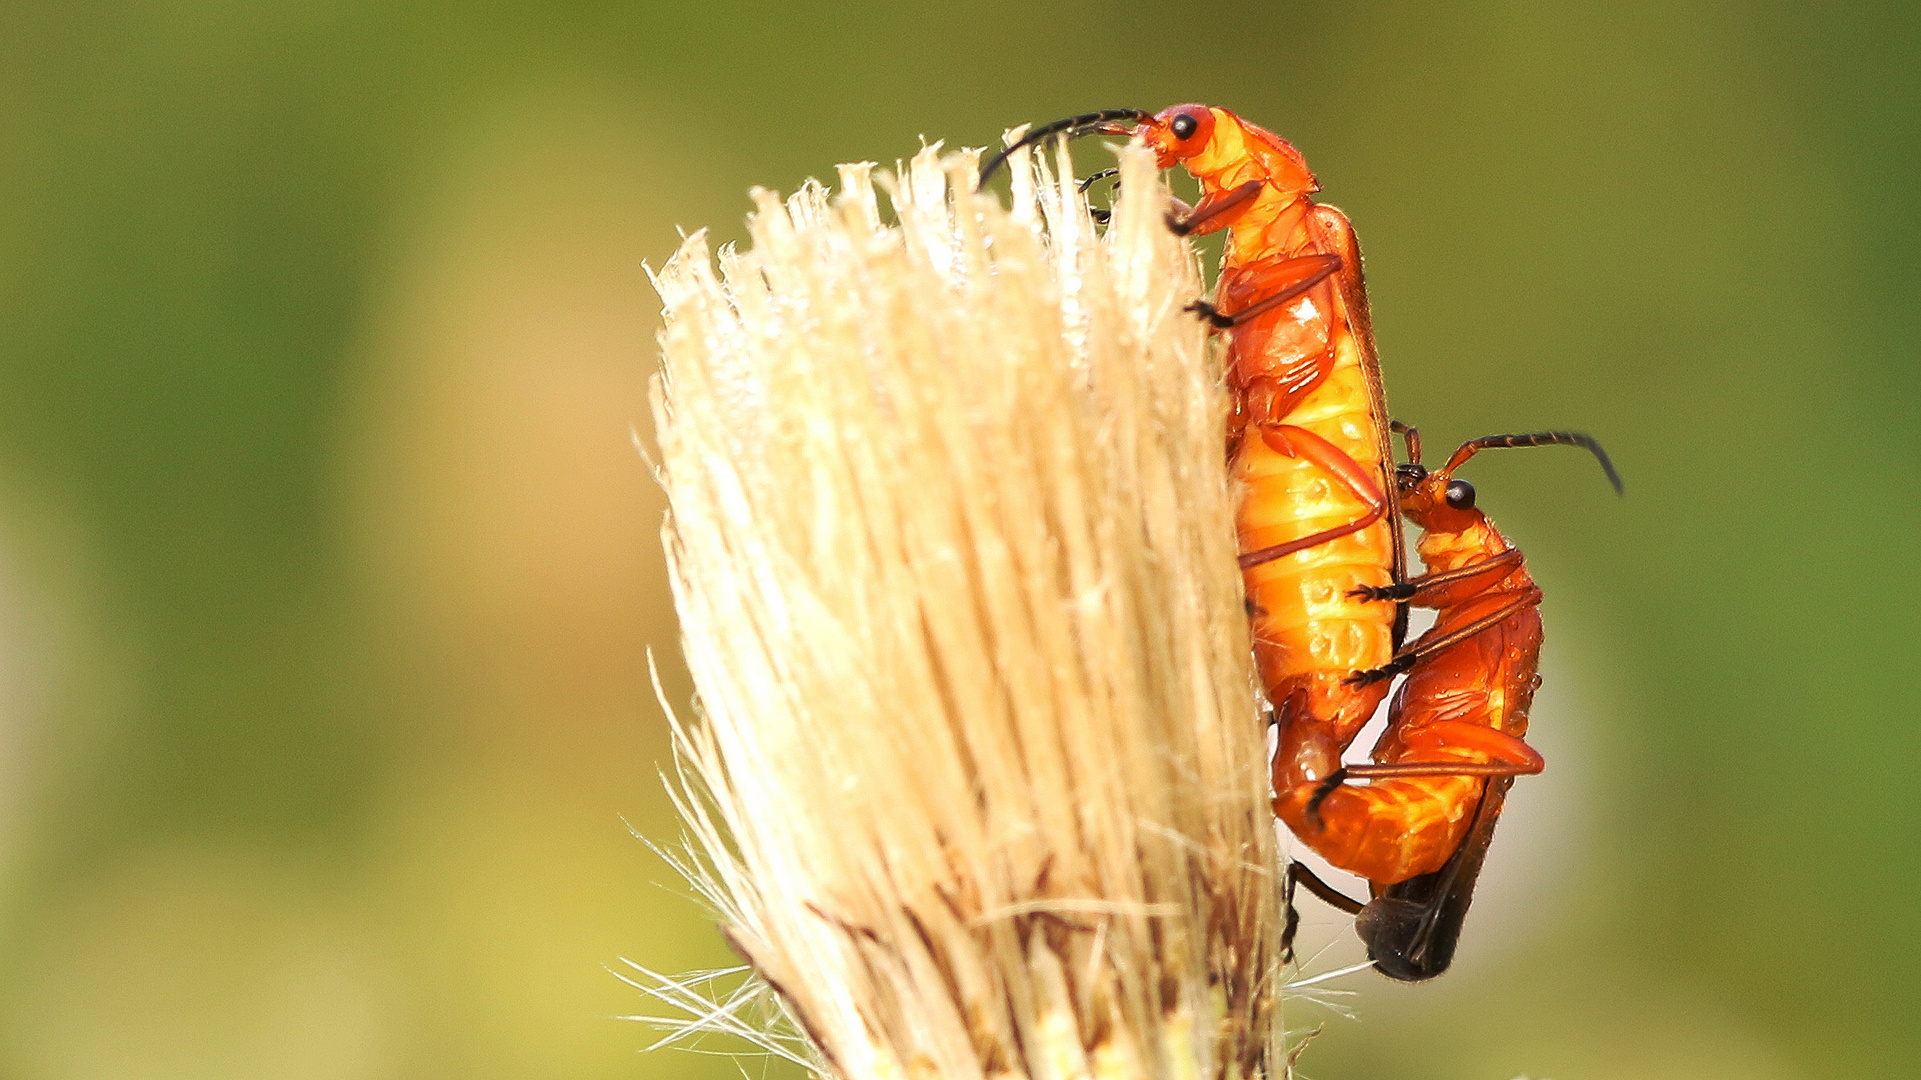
[646,140,1286,1080]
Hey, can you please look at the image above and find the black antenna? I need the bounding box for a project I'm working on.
[1443,431,1623,495]
[978,109,1151,184]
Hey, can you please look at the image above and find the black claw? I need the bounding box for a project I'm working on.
[1184,300,1234,328]
[1349,582,1416,602]
[1165,210,1195,236]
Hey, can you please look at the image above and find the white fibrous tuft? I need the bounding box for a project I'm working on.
[643,140,1286,1080]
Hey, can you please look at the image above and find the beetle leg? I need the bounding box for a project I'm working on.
[1304,731,1540,823]
[1344,588,1542,686]
[1358,720,1543,775]
[1349,548,1523,603]
[1325,755,1544,784]
[1238,425,1387,569]
[1283,860,1366,964]
[1166,178,1262,236]
[1188,253,1342,329]
[1076,169,1124,225]
[1398,721,1543,768]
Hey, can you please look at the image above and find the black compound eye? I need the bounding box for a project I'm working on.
[1444,478,1476,510]
[1170,112,1199,140]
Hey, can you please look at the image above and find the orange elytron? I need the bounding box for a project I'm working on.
[983,103,1408,811]
[1284,425,1621,979]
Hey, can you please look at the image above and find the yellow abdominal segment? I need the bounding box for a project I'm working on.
[1234,335,1395,688]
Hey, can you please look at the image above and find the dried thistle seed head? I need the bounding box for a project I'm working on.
[647,140,1283,1080]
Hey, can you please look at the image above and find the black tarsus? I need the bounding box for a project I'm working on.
[977,109,1152,184]
[1343,653,1415,688]
[1078,168,1121,224]
[1282,860,1366,963]
[1351,581,1418,603]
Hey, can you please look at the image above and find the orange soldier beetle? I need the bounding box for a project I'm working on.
[983,104,1411,798]
[1281,424,1621,979]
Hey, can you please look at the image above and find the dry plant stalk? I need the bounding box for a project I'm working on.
[646,141,1287,1080]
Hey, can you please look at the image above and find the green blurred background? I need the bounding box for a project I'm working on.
[0,1,1914,1077]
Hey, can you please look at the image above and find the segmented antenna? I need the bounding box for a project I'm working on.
[977,109,1151,184]
[1441,432,1623,494]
